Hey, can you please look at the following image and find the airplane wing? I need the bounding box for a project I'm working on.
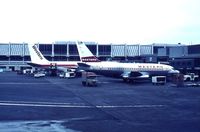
[121,71,149,79]
[27,62,44,67]
[57,67,71,72]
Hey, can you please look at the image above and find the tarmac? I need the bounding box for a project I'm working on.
[0,72,200,132]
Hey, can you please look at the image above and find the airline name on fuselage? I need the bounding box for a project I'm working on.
[32,45,43,60]
[138,65,163,69]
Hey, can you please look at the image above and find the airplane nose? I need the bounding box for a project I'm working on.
[169,70,180,74]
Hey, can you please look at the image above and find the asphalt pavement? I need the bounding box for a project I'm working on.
[0,72,200,132]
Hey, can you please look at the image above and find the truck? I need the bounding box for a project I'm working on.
[59,71,75,78]
[82,72,98,87]
[152,76,166,85]
[184,73,199,82]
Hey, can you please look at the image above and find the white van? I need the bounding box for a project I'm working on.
[59,71,75,78]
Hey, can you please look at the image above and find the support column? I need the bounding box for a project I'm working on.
[138,44,141,56]
[96,42,99,57]
[52,42,54,61]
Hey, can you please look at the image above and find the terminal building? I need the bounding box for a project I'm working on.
[0,41,199,75]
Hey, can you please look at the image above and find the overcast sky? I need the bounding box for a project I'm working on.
[0,0,199,44]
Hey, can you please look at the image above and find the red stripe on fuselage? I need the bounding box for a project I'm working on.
[28,63,77,68]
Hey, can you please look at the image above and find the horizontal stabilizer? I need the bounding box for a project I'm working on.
[27,62,43,67]
[77,63,91,67]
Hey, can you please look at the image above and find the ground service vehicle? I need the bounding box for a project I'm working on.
[34,72,45,78]
[184,73,199,82]
[82,72,98,87]
[59,71,75,78]
[152,76,166,85]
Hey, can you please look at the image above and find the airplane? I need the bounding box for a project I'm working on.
[76,41,179,82]
[27,43,78,71]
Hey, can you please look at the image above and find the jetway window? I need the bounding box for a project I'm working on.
[54,45,67,55]
[153,46,164,54]
[0,56,9,61]
[24,56,31,61]
[10,56,23,61]
[68,56,80,61]
[44,56,52,61]
[99,56,111,61]
[53,56,68,61]
[188,45,200,54]
[87,45,97,55]
[99,45,111,55]
[39,44,52,55]
[69,45,78,55]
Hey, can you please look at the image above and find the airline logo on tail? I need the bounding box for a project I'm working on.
[32,44,43,60]
[81,56,101,62]
[77,41,101,62]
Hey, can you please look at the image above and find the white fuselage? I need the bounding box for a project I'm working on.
[87,62,173,72]
[81,61,178,78]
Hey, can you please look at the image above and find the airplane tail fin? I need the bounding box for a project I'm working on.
[76,41,100,62]
[27,43,49,65]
